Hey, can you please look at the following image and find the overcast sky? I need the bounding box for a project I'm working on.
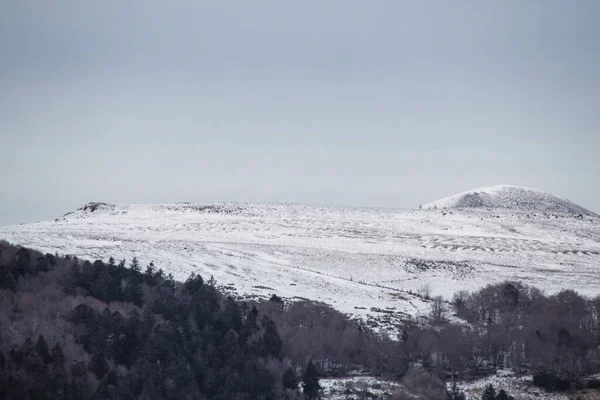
[1,1,599,225]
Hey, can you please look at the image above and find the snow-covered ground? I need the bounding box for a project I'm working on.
[320,376,414,399]
[321,372,576,399]
[448,372,570,400]
[1,187,599,330]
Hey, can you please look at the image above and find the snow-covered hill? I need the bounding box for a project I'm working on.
[423,185,597,216]
[1,189,599,333]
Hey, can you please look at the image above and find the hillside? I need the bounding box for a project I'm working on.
[0,241,414,399]
[1,195,599,334]
[422,185,597,216]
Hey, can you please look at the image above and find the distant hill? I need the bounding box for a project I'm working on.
[422,185,597,216]
[2,196,599,331]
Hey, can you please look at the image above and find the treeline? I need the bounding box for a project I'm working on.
[404,281,600,392]
[0,242,325,399]
[258,298,408,378]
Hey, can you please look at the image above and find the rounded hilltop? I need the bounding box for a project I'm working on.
[422,185,597,216]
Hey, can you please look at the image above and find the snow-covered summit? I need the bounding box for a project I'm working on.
[61,202,251,220]
[422,185,597,216]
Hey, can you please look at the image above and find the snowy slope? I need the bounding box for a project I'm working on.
[423,185,597,216]
[1,192,599,332]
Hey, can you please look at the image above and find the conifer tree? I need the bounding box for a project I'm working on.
[496,389,515,400]
[481,384,496,400]
[88,352,110,379]
[261,316,283,358]
[35,335,52,364]
[302,360,321,399]
[130,257,140,272]
[51,343,65,367]
[283,367,298,390]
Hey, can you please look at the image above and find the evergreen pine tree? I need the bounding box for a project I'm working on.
[302,360,321,400]
[130,257,140,272]
[1,272,16,292]
[91,267,111,302]
[125,281,144,306]
[36,256,49,272]
[51,343,65,367]
[283,367,298,390]
[261,316,283,358]
[144,262,156,285]
[269,294,283,303]
[21,338,42,373]
[185,272,204,294]
[49,342,67,397]
[35,335,52,364]
[481,384,496,400]
[496,389,514,400]
[88,352,109,379]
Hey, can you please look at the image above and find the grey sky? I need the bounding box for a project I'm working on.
[1,1,599,225]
